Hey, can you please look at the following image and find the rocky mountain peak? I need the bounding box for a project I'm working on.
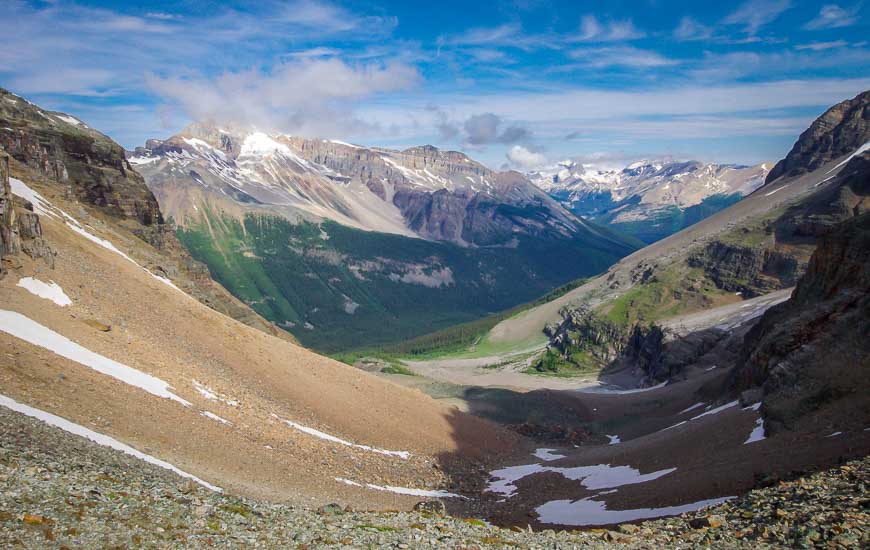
[766,89,870,184]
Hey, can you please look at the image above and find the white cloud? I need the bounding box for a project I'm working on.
[723,0,792,35]
[804,4,860,30]
[674,17,714,41]
[795,40,849,51]
[147,59,419,137]
[568,47,678,68]
[506,145,547,170]
[574,15,645,42]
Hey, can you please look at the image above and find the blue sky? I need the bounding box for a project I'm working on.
[1,0,869,169]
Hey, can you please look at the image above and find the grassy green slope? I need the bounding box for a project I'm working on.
[178,205,635,352]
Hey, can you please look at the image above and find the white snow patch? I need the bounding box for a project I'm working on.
[329,139,361,149]
[487,462,676,499]
[536,495,734,526]
[606,435,621,445]
[744,417,766,444]
[826,431,843,438]
[0,393,220,492]
[54,114,82,127]
[10,178,185,296]
[0,310,190,406]
[690,400,738,420]
[827,140,870,174]
[534,448,566,461]
[240,132,292,156]
[678,402,706,415]
[335,478,464,499]
[662,421,687,431]
[16,277,72,307]
[200,411,232,425]
[191,380,239,407]
[276,415,410,459]
[127,156,160,165]
[9,178,54,217]
[575,381,668,395]
[742,402,762,412]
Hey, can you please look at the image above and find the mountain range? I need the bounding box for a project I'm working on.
[129,123,638,351]
[529,159,770,243]
[0,83,868,543]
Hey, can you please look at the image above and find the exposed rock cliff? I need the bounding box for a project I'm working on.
[731,213,870,433]
[766,90,870,184]
[0,152,53,276]
[0,88,162,227]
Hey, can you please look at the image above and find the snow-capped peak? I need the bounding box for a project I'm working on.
[239,132,293,157]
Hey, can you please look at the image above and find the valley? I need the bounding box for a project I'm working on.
[1,7,869,544]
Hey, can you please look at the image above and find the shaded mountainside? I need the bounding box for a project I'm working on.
[132,123,637,351]
[0,89,294,340]
[766,89,870,183]
[731,213,870,433]
[531,159,768,244]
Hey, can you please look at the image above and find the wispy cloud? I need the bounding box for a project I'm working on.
[723,0,792,35]
[568,46,678,69]
[795,40,849,51]
[804,4,861,30]
[573,15,645,42]
[673,17,714,41]
[436,23,557,52]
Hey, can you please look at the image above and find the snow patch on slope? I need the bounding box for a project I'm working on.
[16,277,72,307]
[274,414,411,459]
[0,393,220,492]
[0,310,190,406]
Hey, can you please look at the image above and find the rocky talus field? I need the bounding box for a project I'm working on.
[1,405,868,549]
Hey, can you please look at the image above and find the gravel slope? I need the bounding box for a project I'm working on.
[1,405,867,548]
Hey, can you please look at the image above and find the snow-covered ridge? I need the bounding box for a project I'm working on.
[529,159,769,212]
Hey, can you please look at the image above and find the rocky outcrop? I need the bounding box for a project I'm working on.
[687,241,802,297]
[0,153,53,275]
[0,88,162,227]
[731,213,870,432]
[766,90,869,184]
[538,305,630,371]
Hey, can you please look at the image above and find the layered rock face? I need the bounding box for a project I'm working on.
[0,153,52,276]
[687,241,802,297]
[731,213,870,432]
[766,90,870,183]
[0,88,162,227]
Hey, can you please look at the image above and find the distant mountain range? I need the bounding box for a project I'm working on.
[529,159,769,243]
[129,124,638,351]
